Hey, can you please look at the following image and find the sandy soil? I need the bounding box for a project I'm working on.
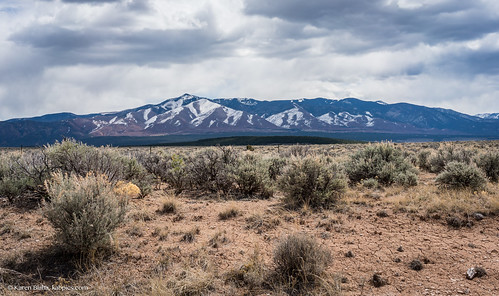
[1,186,498,295]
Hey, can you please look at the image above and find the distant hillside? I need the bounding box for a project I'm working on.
[158,136,362,146]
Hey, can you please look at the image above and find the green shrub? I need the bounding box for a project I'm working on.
[435,161,487,190]
[273,233,331,292]
[362,178,379,189]
[475,152,499,182]
[187,147,238,194]
[417,149,432,171]
[0,153,43,201]
[45,139,143,182]
[280,145,311,158]
[345,143,418,186]
[44,172,128,256]
[279,157,346,209]
[268,157,287,181]
[428,146,475,173]
[137,151,186,194]
[234,155,273,198]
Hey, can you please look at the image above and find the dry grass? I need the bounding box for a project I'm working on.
[218,206,240,220]
[158,198,178,214]
[386,182,499,216]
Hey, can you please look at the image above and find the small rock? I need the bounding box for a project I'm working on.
[372,273,387,287]
[468,243,476,248]
[345,250,354,258]
[446,216,463,228]
[431,213,441,220]
[422,257,433,264]
[466,267,487,280]
[394,258,401,263]
[376,210,389,217]
[341,277,348,283]
[397,246,404,252]
[409,259,423,271]
[472,212,485,221]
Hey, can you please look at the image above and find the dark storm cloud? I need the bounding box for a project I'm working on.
[438,49,499,76]
[10,24,235,66]
[244,0,499,49]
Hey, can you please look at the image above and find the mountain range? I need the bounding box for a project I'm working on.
[1,94,499,146]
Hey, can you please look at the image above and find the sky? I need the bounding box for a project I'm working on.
[1,0,499,120]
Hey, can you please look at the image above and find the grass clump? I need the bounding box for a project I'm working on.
[234,154,274,199]
[226,247,266,291]
[435,162,487,190]
[279,157,346,210]
[273,233,331,293]
[218,207,240,220]
[345,142,418,187]
[44,172,128,257]
[181,227,200,243]
[159,198,178,214]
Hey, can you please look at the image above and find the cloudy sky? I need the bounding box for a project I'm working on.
[1,0,499,120]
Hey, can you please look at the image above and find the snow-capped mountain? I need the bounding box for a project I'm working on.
[476,113,499,120]
[1,93,499,146]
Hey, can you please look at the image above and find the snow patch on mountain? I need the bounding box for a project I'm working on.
[144,115,158,129]
[223,109,243,125]
[266,107,307,128]
[237,98,257,106]
[143,108,151,121]
[318,112,375,127]
[476,113,499,119]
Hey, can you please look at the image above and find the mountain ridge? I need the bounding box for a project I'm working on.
[1,93,498,146]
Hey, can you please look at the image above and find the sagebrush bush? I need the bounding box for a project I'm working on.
[475,152,499,182]
[234,154,273,198]
[345,143,418,187]
[279,157,346,209]
[187,147,238,194]
[45,139,143,182]
[268,157,287,181]
[435,161,487,190]
[273,233,331,292]
[280,145,311,158]
[138,151,187,194]
[44,172,128,256]
[362,178,379,189]
[428,146,475,173]
[0,151,52,201]
[417,149,432,171]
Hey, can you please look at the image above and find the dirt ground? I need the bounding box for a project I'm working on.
[1,182,498,295]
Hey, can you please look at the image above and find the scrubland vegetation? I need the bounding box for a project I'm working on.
[1,139,498,295]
